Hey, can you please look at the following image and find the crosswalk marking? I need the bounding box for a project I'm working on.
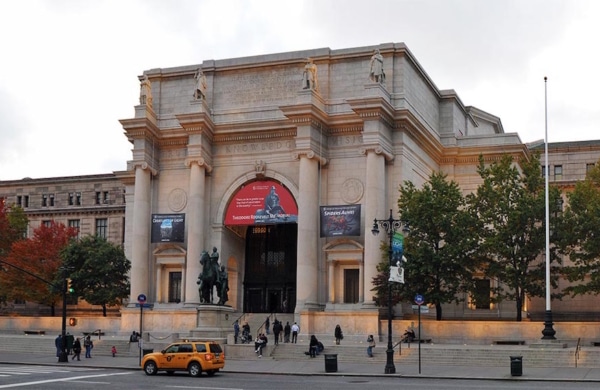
[0,364,99,378]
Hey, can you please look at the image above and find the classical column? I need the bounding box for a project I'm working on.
[184,158,208,306]
[130,162,153,305]
[328,260,335,303]
[296,152,320,311]
[363,148,386,306]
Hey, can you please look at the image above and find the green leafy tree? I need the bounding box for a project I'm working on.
[467,154,562,321]
[371,242,405,313]
[60,235,131,316]
[398,172,479,320]
[559,161,600,295]
[0,201,29,304]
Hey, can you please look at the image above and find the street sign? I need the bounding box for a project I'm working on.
[411,305,429,313]
[137,293,147,304]
[414,294,424,305]
[134,303,154,309]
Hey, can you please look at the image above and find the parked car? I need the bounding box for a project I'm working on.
[141,340,225,377]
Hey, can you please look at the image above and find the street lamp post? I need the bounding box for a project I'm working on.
[58,275,68,362]
[372,209,405,375]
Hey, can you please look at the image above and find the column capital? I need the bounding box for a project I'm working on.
[185,157,213,173]
[293,150,327,166]
[133,161,158,176]
[359,146,394,162]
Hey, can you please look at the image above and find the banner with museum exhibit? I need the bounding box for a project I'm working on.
[319,204,361,237]
[151,214,185,243]
[389,232,405,283]
[224,180,298,225]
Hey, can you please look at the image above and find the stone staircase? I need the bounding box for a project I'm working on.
[0,334,137,357]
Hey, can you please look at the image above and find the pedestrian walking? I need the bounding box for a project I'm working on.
[291,322,300,343]
[233,320,240,344]
[284,321,291,343]
[367,334,375,357]
[334,324,343,345]
[111,345,117,357]
[55,334,62,358]
[71,337,81,361]
[265,316,270,335]
[84,335,93,358]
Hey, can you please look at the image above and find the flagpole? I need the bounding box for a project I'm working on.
[542,76,556,339]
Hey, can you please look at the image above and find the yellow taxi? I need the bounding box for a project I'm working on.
[141,340,225,377]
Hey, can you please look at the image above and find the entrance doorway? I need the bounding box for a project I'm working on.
[243,224,297,313]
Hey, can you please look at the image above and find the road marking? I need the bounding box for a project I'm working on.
[167,386,243,390]
[0,371,132,388]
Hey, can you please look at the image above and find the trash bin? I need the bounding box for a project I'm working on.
[142,349,154,356]
[510,356,522,376]
[324,354,338,373]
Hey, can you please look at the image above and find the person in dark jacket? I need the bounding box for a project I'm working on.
[71,337,82,361]
[308,335,319,358]
[334,324,343,345]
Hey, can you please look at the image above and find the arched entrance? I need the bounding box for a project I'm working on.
[222,179,299,314]
[244,224,297,313]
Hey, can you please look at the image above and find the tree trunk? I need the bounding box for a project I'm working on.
[435,302,442,320]
[102,304,107,317]
[515,289,523,322]
[50,303,55,317]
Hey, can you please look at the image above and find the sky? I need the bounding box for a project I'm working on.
[1,0,599,181]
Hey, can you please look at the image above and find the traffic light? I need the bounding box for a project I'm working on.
[69,317,77,326]
[67,278,74,294]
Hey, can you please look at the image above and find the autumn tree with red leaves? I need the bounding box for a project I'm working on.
[1,221,77,315]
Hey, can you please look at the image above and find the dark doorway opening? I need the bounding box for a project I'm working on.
[243,224,297,313]
[344,269,359,304]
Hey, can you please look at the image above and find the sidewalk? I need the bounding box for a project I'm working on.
[2,351,600,382]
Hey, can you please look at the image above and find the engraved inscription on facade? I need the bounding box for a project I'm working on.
[329,135,363,147]
[223,141,293,155]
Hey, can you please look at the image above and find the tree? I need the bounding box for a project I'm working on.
[60,235,131,316]
[467,154,562,321]
[0,221,77,315]
[0,200,28,260]
[559,161,600,295]
[382,171,477,320]
[371,242,405,313]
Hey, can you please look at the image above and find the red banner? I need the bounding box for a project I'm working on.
[224,181,298,225]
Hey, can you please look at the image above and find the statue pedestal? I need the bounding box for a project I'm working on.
[190,305,234,340]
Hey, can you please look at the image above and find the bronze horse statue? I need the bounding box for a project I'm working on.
[197,250,220,304]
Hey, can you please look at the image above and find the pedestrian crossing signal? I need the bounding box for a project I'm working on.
[69,317,77,326]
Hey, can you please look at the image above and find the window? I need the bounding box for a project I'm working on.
[42,220,52,227]
[42,194,47,207]
[554,165,563,180]
[68,193,74,206]
[587,163,595,173]
[95,192,101,205]
[169,272,182,303]
[49,194,54,207]
[541,165,548,177]
[68,219,80,239]
[472,279,491,309]
[23,195,29,208]
[76,192,81,206]
[95,218,108,238]
[103,191,109,204]
[16,195,22,207]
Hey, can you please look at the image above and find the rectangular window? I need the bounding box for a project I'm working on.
[49,194,54,207]
[473,279,491,309]
[168,272,182,303]
[554,165,563,180]
[16,195,22,207]
[95,192,101,205]
[42,194,48,207]
[76,192,81,206]
[23,195,29,208]
[103,191,109,204]
[42,220,52,227]
[587,163,595,173]
[68,219,81,239]
[95,218,108,238]
[68,193,74,206]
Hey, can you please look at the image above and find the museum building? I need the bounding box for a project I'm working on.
[3,43,600,336]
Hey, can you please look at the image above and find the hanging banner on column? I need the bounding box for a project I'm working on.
[392,232,404,265]
[320,205,361,237]
[151,214,185,242]
[224,181,298,225]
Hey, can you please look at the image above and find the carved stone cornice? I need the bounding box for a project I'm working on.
[119,115,161,143]
[176,112,215,142]
[347,97,395,129]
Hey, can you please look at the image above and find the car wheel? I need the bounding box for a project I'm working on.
[207,370,216,376]
[188,362,202,377]
[143,361,158,376]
